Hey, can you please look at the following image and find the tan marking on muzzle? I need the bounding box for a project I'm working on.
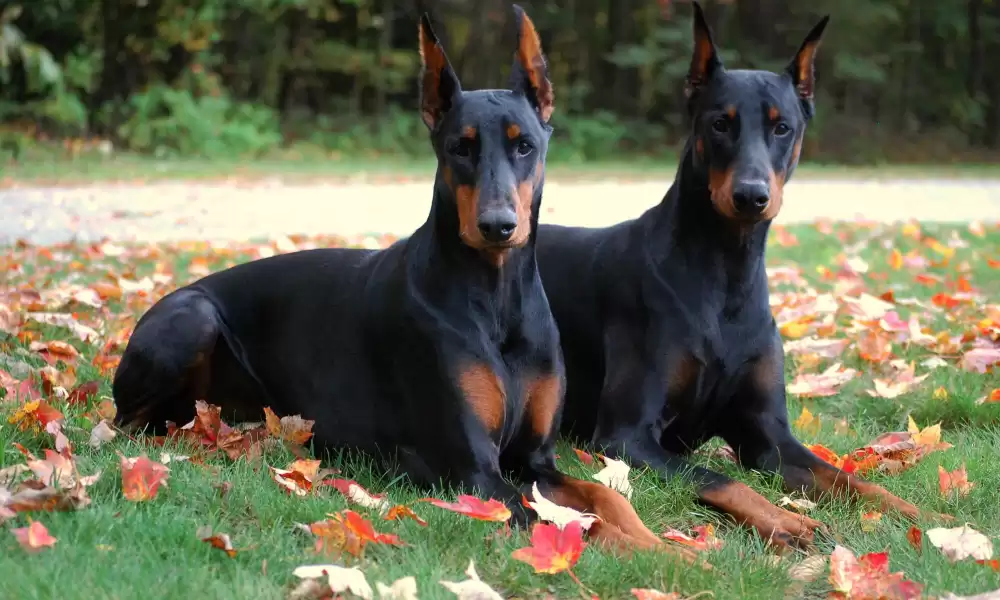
[708,166,737,219]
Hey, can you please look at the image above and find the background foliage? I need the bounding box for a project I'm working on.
[1,0,999,163]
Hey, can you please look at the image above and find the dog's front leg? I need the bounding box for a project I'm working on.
[595,324,823,551]
[723,337,949,523]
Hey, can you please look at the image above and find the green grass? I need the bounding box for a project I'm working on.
[3,143,1000,186]
[2,222,1000,599]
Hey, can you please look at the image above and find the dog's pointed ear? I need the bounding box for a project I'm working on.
[685,1,723,99]
[786,16,829,119]
[419,12,461,130]
[509,4,554,123]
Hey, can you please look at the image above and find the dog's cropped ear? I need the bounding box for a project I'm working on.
[786,15,830,120]
[685,2,723,100]
[509,4,554,123]
[419,12,462,130]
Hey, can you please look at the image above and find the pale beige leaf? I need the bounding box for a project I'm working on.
[527,482,598,530]
[292,564,373,600]
[788,554,827,582]
[440,561,503,600]
[376,576,418,600]
[927,525,993,561]
[592,455,632,500]
[89,420,117,449]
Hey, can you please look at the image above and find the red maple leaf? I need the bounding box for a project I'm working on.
[66,381,100,405]
[119,454,170,502]
[511,521,586,575]
[829,545,922,599]
[310,509,403,558]
[422,495,512,522]
[11,520,57,553]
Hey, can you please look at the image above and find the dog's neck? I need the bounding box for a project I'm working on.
[647,145,771,311]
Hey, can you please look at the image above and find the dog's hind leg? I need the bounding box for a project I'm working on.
[112,289,263,433]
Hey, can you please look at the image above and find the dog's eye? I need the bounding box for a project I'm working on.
[516,139,534,157]
[449,140,473,158]
[711,118,730,134]
[774,123,791,136]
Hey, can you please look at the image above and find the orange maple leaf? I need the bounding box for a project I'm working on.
[311,509,403,558]
[11,520,57,553]
[384,504,428,527]
[198,527,238,558]
[423,495,512,522]
[906,526,923,553]
[661,524,723,552]
[7,400,64,432]
[938,464,975,498]
[119,454,170,502]
[511,521,586,575]
[262,406,315,445]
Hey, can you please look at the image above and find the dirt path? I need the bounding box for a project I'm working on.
[3,178,999,245]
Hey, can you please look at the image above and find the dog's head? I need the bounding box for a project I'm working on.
[419,5,553,266]
[684,2,829,224]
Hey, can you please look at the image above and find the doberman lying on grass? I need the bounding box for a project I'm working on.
[536,4,942,551]
[112,6,675,553]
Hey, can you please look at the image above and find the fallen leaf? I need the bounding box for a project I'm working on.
[907,526,923,553]
[89,419,117,448]
[262,406,315,445]
[788,554,828,582]
[310,510,402,558]
[779,496,818,513]
[11,520,57,553]
[119,454,170,502]
[376,576,418,600]
[573,448,594,465]
[293,564,373,600]
[631,590,681,600]
[525,481,598,530]
[793,406,821,436]
[867,363,929,399]
[511,521,586,575]
[927,524,994,561]
[828,545,922,599]
[662,524,723,552]
[197,526,238,558]
[861,511,882,533]
[327,479,391,512]
[787,363,858,397]
[939,464,975,498]
[961,347,1000,373]
[423,495,511,523]
[66,381,100,405]
[385,504,428,526]
[591,454,632,499]
[7,399,64,432]
[439,560,503,600]
[940,589,1000,600]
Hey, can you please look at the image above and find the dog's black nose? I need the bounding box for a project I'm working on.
[733,180,770,215]
[477,210,518,243]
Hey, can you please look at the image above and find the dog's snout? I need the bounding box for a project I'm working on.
[477,209,518,243]
[732,180,770,215]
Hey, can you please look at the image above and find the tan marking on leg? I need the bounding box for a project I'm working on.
[699,481,824,551]
[457,363,505,432]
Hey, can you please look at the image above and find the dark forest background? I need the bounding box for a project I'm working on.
[1,0,998,164]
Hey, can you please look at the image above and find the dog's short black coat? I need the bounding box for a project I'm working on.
[536,3,947,550]
[112,5,678,554]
